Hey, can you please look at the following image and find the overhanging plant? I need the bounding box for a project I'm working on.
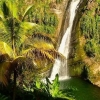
[0,0,65,100]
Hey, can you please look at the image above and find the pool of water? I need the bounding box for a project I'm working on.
[60,77,100,100]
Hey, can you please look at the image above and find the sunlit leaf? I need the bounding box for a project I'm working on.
[2,1,18,19]
[0,10,4,20]
[33,41,54,50]
[0,42,14,58]
[32,33,54,44]
[36,81,41,89]
[20,22,37,30]
[22,4,33,21]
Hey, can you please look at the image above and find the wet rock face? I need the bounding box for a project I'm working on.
[53,0,69,47]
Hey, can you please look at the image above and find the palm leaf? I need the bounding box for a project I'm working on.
[33,41,54,49]
[1,1,10,18]
[0,1,36,50]
[14,22,37,48]
[1,1,18,19]
[11,1,18,19]
[22,4,34,21]
[32,33,54,44]
[23,48,66,67]
[0,61,11,86]
[0,42,14,58]
[0,20,13,48]
[20,22,37,30]
[0,21,36,50]
[46,49,66,61]
[24,48,55,63]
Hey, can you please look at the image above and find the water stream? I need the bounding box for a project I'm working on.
[50,0,81,81]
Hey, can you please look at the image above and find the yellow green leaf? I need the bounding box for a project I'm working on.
[0,42,15,58]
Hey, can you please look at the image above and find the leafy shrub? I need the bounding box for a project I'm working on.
[23,74,75,100]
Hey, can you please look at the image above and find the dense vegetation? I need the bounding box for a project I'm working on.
[80,0,100,60]
[0,0,75,100]
[68,0,100,85]
[68,0,100,80]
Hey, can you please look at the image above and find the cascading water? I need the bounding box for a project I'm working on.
[50,0,81,81]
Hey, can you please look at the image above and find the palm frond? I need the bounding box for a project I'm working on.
[20,22,37,30]
[46,49,66,61]
[11,1,18,19]
[14,22,37,48]
[0,20,12,47]
[33,41,54,50]
[0,42,14,58]
[22,4,33,21]
[1,1,10,18]
[24,48,55,63]
[32,33,54,44]
[0,21,37,51]
[1,0,18,19]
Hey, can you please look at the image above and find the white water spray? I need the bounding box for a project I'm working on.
[50,0,81,81]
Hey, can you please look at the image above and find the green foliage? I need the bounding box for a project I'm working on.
[0,1,65,100]
[25,2,58,34]
[23,74,75,100]
[48,74,60,97]
[0,0,64,85]
[0,93,8,100]
[80,1,100,59]
[30,1,58,30]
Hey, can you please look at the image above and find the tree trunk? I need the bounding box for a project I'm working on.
[12,70,17,100]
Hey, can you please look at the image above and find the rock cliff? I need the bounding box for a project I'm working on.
[68,0,100,87]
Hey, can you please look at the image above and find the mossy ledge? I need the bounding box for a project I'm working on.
[68,0,100,87]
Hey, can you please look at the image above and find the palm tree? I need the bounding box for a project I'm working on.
[0,1,65,100]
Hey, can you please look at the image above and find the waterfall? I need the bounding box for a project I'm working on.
[50,0,81,81]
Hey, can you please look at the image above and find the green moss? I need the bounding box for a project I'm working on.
[80,1,100,59]
[69,61,85,77]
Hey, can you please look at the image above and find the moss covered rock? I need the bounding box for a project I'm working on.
[69,0,100,87]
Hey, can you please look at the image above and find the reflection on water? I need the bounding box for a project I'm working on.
[60,77,100,100]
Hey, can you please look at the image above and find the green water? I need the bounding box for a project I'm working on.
[60,77,100,100]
